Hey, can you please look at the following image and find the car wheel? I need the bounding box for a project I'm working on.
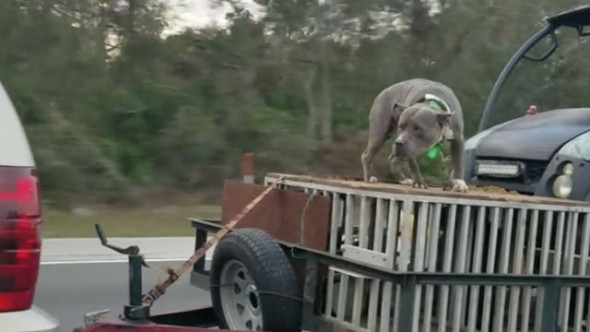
[210,228,302,332]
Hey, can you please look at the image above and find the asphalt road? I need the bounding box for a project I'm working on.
[34,260,212,332]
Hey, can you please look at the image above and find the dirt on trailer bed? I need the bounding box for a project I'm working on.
[475,185,520,195]
[266,173,590,208]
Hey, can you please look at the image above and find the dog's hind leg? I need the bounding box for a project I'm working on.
[361,114,392,182]
[446,136,469,192]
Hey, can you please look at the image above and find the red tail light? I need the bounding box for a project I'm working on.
[0,167,41,312]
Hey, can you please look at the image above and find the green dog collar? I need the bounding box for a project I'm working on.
[424,99,446,112]
[426,142,443,159]
[423,96,449,159]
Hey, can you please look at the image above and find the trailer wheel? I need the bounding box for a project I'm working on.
[210,228,302,332]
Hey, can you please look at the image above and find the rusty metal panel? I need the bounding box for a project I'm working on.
[221,180,331,252]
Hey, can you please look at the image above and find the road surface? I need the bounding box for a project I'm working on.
[35,237,212,332]
[35,260,212,332]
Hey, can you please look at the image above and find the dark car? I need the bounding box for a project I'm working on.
[464,5,590,201]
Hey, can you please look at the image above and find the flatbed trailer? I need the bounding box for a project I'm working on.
[76,171,590,332]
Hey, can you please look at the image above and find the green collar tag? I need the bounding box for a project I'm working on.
[425,99,445,112]
[426,142,442,159]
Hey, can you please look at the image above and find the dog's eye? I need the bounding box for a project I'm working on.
[412,124,421,132]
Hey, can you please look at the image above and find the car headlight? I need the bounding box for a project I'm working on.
[552,162,574,198]
[557,130,590,161]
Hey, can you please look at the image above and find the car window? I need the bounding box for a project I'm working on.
[0,82,34,167]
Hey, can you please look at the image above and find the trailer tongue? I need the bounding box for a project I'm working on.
[73,179,283,332]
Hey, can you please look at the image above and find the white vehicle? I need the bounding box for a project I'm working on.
[0,82,59,332]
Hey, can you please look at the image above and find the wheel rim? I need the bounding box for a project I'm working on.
[219,259,263,331]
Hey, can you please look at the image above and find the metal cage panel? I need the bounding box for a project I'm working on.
[265,174,590,332]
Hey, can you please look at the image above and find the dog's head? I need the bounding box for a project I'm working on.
[392,103,453,160]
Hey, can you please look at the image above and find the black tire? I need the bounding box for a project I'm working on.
[210,228,302,332]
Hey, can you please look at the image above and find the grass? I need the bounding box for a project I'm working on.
[41,204,222,238]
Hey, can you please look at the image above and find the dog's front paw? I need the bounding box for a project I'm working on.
[411,178,428,189]
[369,176,378,183]
[398,178,414,186]
[449,179,469,193]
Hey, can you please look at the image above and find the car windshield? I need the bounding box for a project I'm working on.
[479,6,590,132]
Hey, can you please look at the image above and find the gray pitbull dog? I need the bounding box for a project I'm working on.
[360,78,469,193]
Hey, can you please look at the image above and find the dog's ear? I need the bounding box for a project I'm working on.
[392,102,408,118]
[436,112,453,127]
[393,102,408,111]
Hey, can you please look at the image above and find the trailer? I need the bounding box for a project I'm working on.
[74,165,590,332]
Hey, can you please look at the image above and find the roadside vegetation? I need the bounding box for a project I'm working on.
[4,1,590,236]
[43,202,221,238]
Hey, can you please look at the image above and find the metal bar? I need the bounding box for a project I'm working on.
[414,202,429,270]
[540,280,560,332]
[507,208,527,331]
[395,200,414,332]
[493,208,514,332]
[560,212,578,330]
[380,281,394,332]
[344,194,355,247]
[520,209,539,331]
[342,245,388,268]
[438,204,457,332]
[461,205,476,328]
[381,200,399,332]
[374,199,386,253]
[535,211,554,331]
[325,193,342,317]
[424,204,442,332]
[336,194,355,320]
[452,205,471,332]
[352,197,368,326]
[412,202,429,331]
[359,196,370,248]
[573,214,590,332]
[553,212,566,275]
[467,206,487,331]
[386,200,400,267]
[553,211,566,327]
[398,200,415,270]
[352,277,365,326]
[304,259,321,331]
[540,211,554,274]
[398,276,418,332]
[129,255,143,306]
[367,279,380,331]
[193,228,208,274]
[482,207,500,332]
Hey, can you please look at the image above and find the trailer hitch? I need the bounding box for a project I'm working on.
[94,223,151,321]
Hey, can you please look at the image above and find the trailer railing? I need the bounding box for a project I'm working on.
[261,174,590,332]
[191,218,590,332]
